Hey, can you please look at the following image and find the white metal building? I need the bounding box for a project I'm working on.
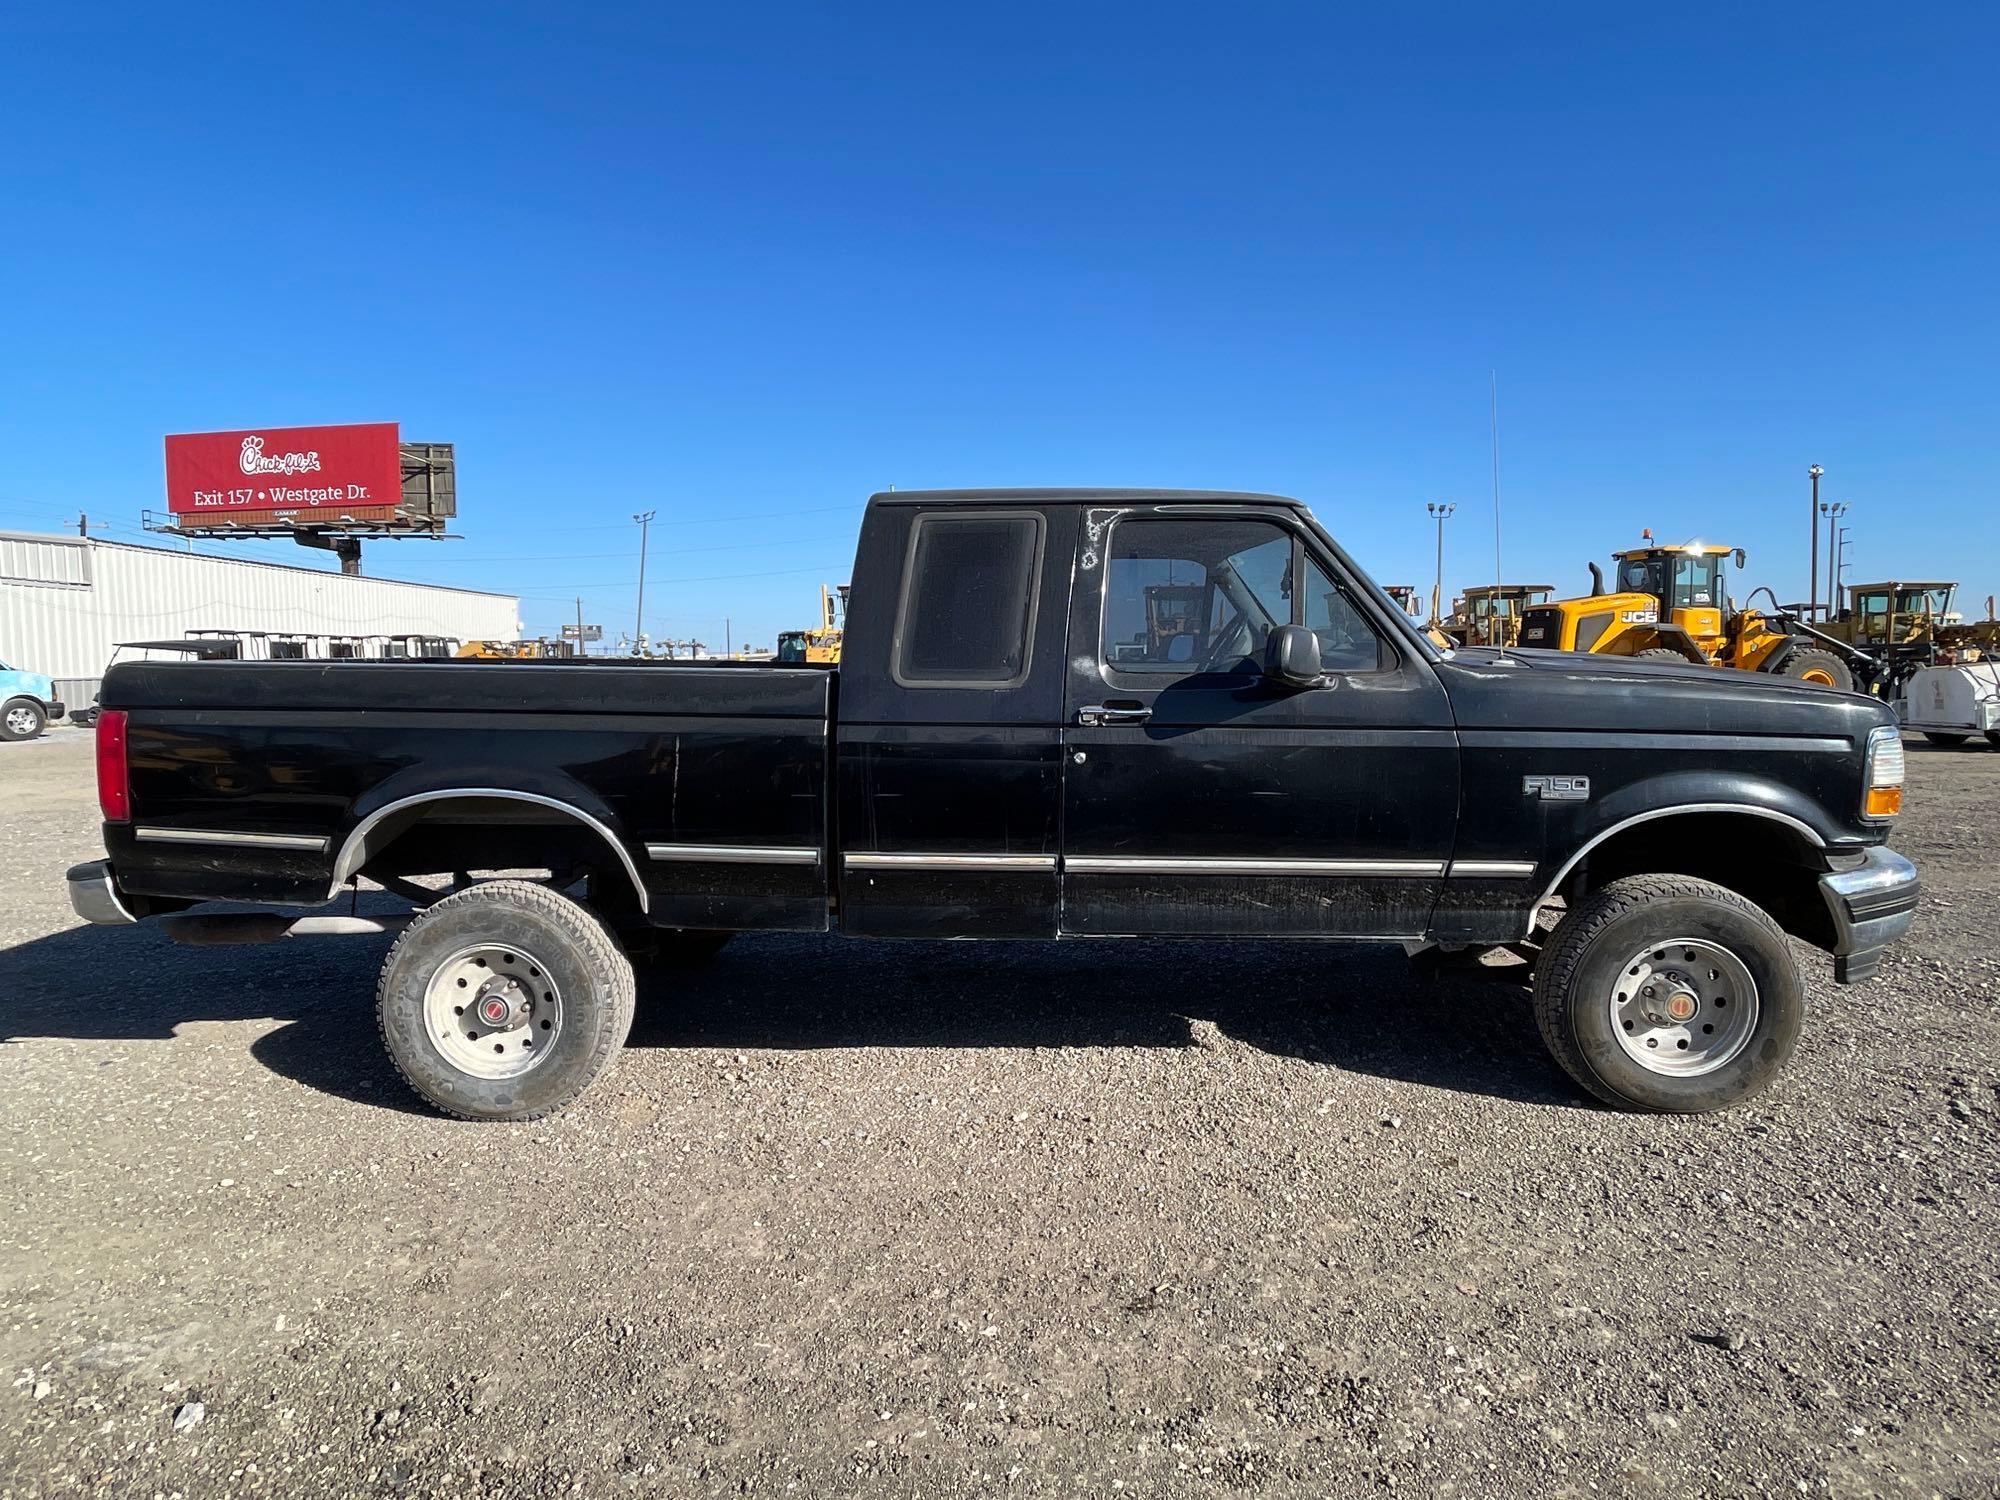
[0,531,521,705]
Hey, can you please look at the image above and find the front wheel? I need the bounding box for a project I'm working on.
[377,879,635,1121]
[1532,875,1803,1112]
[1,698,46,741]
[1776,649,1855,692]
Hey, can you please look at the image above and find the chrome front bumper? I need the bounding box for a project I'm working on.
[67,860,136,926]
[1819,846,1919,983]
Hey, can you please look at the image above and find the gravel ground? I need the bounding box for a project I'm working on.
[3,726,1998,1498]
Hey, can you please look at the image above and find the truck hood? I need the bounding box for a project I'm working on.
[1434,646,1894,739]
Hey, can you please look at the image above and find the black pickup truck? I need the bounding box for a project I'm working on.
[69,489,1918,1120]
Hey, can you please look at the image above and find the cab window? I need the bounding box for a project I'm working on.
[1102,518,1382,674]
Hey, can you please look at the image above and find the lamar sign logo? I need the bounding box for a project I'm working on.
[165,422,401,518]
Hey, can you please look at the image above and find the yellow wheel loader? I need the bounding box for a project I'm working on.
[1516,535,1862,691]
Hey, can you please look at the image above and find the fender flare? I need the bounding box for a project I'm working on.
[1524,771,1844,939]
[329,786,649,913]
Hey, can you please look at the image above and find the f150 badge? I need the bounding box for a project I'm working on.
[1524,775,1591,801]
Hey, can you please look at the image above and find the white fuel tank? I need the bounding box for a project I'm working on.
[1897,662,2000,737]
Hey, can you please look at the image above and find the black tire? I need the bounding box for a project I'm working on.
[1987,731,2000,748]
[1532,874,1803,1113]
[1924,732,1970,748]
[1,698,47,741]
[1636,647,1689,661]
[1775,649,1855,692]
[377,879,635,1121]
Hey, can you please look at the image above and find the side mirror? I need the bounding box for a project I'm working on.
[1264,624,1323,688]
[1734,548,1747,568]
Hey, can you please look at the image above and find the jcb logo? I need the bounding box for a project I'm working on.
[1524,775,1590,802]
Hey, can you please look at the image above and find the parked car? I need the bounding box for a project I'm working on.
[0,659,64,740]
[68,489,1917,1120]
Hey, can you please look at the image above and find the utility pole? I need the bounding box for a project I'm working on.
[1807,464,1823,617]
[1820,501,1849,617]
[632,510,656,655]
[575,597,586,658]
[725,617,732,658]
[1426,502,1456,625]
[77,511,88,538]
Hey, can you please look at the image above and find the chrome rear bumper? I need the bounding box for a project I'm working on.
[1819,846,1919,983]
[67,860,136,926]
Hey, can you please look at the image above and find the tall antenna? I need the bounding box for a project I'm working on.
[1489,370,1508,659]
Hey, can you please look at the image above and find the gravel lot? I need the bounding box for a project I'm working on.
[3,726,1997,1498]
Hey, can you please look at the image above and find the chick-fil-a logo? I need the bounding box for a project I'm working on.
[238,435,323,476]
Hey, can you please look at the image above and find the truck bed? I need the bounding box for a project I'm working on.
[99,659,834,930]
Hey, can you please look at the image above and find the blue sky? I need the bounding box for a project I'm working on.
[2,3,1994,648]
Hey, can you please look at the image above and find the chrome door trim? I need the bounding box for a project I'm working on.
[1446,860,1536,878]
[135,827,330,852]
[845,852,1057,871]
[1064,855,1445,877]
[647,843,820,865]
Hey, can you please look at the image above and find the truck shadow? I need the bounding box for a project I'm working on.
[1,920,1580,1112]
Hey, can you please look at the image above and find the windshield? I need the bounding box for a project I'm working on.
[1618,554,1721,611]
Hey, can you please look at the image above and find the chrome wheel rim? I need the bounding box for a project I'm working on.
[4,706,38,736]
[1610,937,1759,1076]
[422,943,562,1080]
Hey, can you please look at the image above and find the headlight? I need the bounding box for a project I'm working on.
[1863,723,1904,820]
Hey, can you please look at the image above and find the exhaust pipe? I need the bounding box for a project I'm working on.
[1587,562,1605,596]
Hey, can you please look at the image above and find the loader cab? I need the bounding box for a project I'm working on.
[1610,542,1744,654]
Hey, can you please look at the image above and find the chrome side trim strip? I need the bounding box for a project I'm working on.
[1065,856,1445,877]
[1447,860,1537,878]
[648,843,819,865]
[1524,802,1828,939]
[846,852,1056,871]
[136,827,329,852]
[329,787,649,914]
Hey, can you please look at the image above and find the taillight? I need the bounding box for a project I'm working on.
[96,710,131,822]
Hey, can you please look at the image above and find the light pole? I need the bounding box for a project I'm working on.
[632,510,656,654]
[1820,501,1848,618]
[1808,464,1824,617]
[1426,502,1455,626]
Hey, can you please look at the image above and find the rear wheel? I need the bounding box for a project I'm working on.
[377,879,635,1121]
[1,698,46,741]
[1775,649,1854,692]
[1635,647,1693,664]
[1925,732,1970,748]
[1532,874,1803,1112]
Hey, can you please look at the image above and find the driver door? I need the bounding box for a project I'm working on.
[1059,507,1457,937]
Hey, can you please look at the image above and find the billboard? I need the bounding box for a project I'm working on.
[165,423,404,523]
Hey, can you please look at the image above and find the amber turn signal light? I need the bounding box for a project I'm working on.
[1865,785,1902,819]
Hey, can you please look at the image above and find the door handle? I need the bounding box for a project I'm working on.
[1078,704,1152,726]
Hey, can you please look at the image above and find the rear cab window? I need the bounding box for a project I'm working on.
[891,512,1045,688]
